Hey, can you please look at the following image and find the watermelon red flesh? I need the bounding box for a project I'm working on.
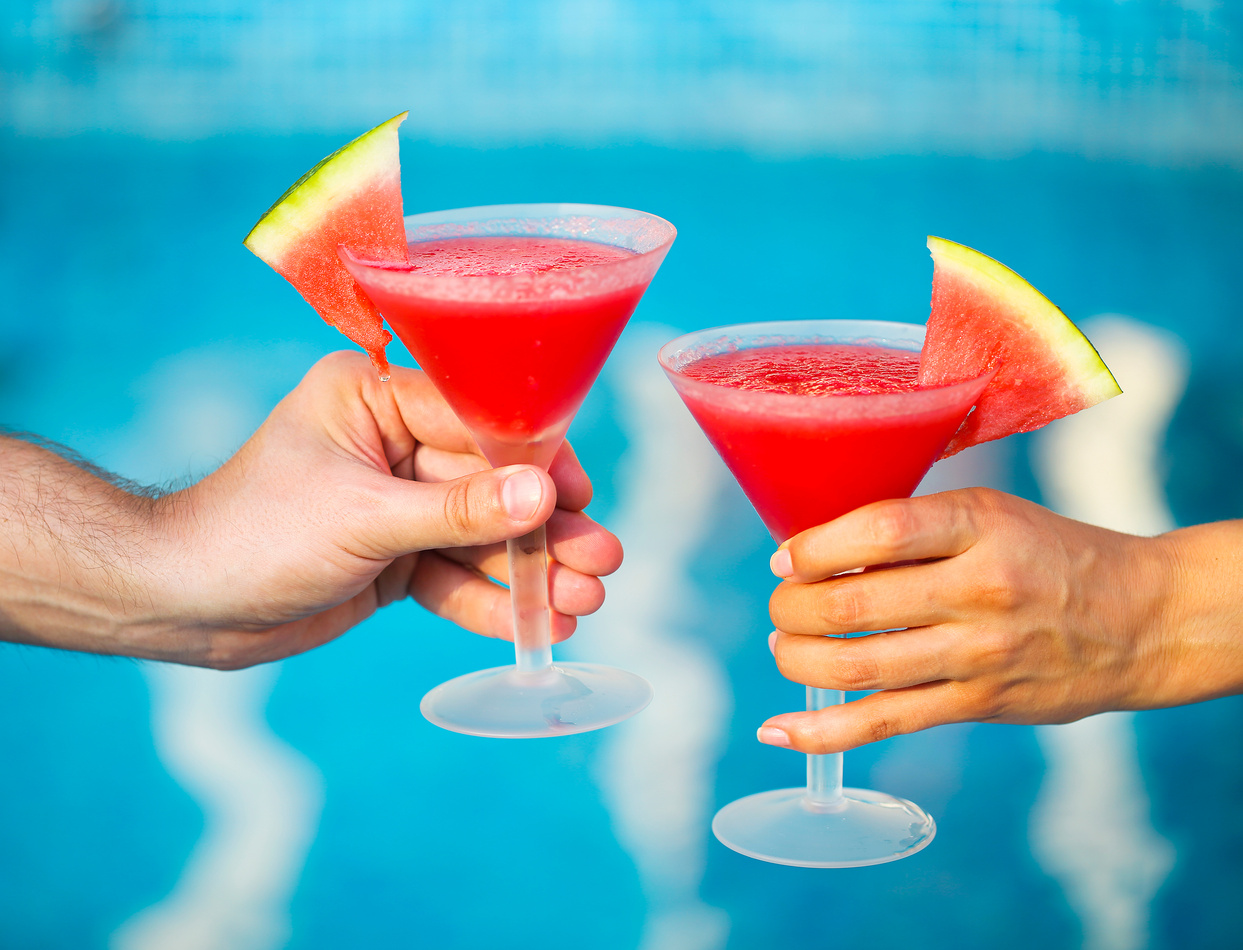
[272,185,403,372]
[243,113,407,377]
[919,236,1121,457]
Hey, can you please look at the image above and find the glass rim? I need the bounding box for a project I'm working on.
[339,203,675,302]
[658,318,995,416]
[401,202,675,250]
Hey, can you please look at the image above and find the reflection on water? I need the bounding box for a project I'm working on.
[1030,316,1184,950]
[99,347,323,950]
[577,326,732,950]
[112,665,322,950]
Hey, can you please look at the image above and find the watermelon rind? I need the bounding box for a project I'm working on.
[243,112,407,377]
[928,236,1120,402]
[243,111,407,264]
[921,236,1122,456]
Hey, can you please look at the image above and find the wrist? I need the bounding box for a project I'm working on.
[1138,522,1243,707]
[0,437,169,656]
[111,488,204,661]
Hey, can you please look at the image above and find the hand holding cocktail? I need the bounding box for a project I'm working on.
[245,114,674,736]
[0,352,620,668]
[659,238,1122,866]
[764,487,1243,753]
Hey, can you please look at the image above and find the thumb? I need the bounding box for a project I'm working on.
[367,465,556,556]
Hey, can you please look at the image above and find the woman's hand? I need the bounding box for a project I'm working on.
[758,488,1243,754]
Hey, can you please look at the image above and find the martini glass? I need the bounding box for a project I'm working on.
[659,319,992,867]
[342,203,675,738]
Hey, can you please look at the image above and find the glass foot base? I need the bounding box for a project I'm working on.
[420,662,653,738]
[712,786,936,868]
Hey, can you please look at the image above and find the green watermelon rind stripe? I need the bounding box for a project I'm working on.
[243,111,408,264]
[927,236,1122,403]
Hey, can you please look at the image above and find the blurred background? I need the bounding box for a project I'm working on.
[2,1,1242,948]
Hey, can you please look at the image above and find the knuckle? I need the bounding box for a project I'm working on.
[799,730,836,756]
[971,626,1016,671]
[867,502,915,556]
[771,632,791,666]
[765,586,805,631]
[962,486,1001,512]
[441,479,482,537]
[316,349,359,369]
[971,688,1007,722]
[863,713,899,745]
[976,562,1022,611]
[955,680,1006,721]
[178,630,260,672]
[834,645,882,691]
[818,584,866,631]
[773,651,805,685]
[310,349,366,381]
[961,486,1012,533]
[200,648,254,672]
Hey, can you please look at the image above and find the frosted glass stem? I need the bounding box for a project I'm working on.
[508,525,553,673]
[806,686,845,806]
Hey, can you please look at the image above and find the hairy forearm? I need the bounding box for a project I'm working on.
[0,435,164,654]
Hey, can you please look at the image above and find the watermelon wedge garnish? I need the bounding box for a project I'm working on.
[244,112,408,378]
[919,236,1121,457]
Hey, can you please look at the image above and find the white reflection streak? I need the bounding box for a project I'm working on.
[106,350,323,950]
[1030,315,1181,950]
[575,326,731,950]
[112,666,322,950]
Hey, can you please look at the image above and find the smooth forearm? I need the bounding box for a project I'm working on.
[0,436,168,655]
[1151,520,1243,706]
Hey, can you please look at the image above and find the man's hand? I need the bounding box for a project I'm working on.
[757,488,1243,754]
[0,351,622,669]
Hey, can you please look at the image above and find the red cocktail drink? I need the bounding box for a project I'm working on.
[670,342,987,541]
[341,204,675,739]
[352,236,648,466]
[344,216,672,469]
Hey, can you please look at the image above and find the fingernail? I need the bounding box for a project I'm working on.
[768,630,777,654]
[770,548,793,578]
[757,726,790,747]
[502,469,544,522]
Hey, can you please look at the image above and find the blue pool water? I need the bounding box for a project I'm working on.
[2,133,1242,949]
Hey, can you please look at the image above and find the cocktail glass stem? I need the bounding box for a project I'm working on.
[805,686,846,808]
[508,525,554,673]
